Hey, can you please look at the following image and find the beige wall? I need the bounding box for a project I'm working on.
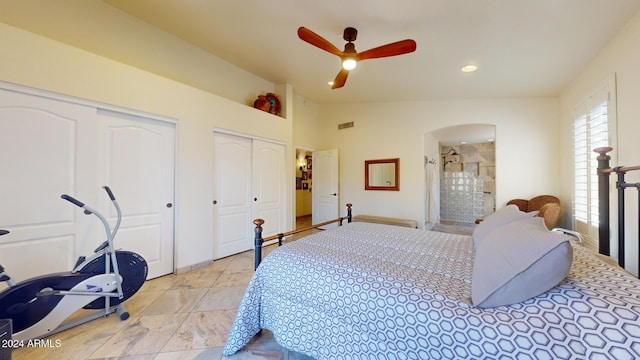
[317,98,561,225]
[560,11,640,274]
[0,22,293,271]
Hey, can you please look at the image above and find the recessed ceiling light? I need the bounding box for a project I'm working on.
[460,141,467,144]
[461,65,478,73]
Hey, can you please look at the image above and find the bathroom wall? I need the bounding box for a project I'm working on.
[440,142,496,222]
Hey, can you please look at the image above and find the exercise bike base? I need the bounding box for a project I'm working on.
[11,273,119,341]
[20,303,129,342]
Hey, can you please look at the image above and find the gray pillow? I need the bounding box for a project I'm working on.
[472,217,573,308]
[473,204,537,250]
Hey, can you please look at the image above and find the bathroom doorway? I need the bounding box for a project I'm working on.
[425,124,496,229]
[295,147,313,229]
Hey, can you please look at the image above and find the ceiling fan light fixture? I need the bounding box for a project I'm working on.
[342,57,357,70]
[297,26,416,89]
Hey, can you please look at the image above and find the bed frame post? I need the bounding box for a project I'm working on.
[615,169,626,268]
[595,147,612,256]
[340,203,353,225]
[253,219,265,270]
[252,203,353,271]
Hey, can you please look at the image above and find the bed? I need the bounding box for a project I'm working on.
[223,147,640,359]
[224,221,640,359]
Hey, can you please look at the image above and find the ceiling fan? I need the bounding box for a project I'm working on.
[297,26,417,89]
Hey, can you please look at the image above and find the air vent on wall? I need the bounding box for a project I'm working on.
[338,121,354,130]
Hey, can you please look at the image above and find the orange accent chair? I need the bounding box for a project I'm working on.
[507,195,561,229]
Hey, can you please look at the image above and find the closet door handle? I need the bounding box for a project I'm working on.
[330,193,337,196]
[213,200,217,205]
[254,197,258,202]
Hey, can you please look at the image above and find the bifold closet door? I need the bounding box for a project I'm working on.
[0,86,176,284]
[252,139,286,239]
[213,133,286,259]
[213,133,253,259]
[96,109,176,279]
[0,88,97,283]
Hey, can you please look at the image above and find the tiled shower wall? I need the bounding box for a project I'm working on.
[440,142,495,223]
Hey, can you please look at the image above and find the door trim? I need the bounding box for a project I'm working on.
[213,127,286,147]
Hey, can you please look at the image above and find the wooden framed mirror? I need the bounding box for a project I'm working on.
[365,158,400,191]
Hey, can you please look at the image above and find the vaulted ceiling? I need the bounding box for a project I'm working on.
[2,0,640,104]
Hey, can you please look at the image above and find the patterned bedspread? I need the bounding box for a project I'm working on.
[223,222,640,359]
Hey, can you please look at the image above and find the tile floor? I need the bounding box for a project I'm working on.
[11,216,465,359]
[11,216,317,360]
[431,220,476,236]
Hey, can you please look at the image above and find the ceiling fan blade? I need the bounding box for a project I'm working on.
[331,69,349,89]
[298,27,343,57]
[357,39,417,61]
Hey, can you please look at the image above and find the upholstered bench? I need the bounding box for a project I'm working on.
[352,215,418,228]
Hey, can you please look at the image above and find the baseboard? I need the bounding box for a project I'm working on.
[175,259,215,275]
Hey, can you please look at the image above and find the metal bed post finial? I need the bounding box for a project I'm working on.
[594,146,612,257]
[253,219,265,270]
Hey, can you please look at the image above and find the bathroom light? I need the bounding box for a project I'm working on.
[461,65,477,73]
[328,81,335,86]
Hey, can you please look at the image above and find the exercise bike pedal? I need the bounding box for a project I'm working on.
[36,288,58,297]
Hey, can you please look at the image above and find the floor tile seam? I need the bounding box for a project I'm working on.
[86,312,192,359]
[156,310,232,355]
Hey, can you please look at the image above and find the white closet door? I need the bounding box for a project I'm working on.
[213,133,252,259]
[252,140,286,239]
[0,85,176,285]
[0,88,96,283]
[312,149,339,229]
[96,109,176,279]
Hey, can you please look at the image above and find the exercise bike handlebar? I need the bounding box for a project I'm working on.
[103,186,116,201]
[61,187,125,298]
[61,194,85,208]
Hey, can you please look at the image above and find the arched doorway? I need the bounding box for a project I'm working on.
[424,124,496,229]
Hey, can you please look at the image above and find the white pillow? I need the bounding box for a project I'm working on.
[471,217,573,308]
[473,204,537,249]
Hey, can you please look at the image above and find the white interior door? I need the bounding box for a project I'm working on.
[0,85,176,285]
[312,149,339,228]
[213,132,252,259]
[96,109,175,279]
[0,88,96,285]
[252,140,286,239]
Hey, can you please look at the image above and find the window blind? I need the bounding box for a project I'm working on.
[572,84,615,251]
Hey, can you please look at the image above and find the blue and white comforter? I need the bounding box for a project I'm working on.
[223,222,640,359]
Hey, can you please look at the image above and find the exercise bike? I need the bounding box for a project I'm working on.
[0,186,147,341]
